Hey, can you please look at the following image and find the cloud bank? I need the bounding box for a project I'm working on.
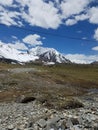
[0,0,98,29]
[65,54,98,64]
[0,34,43,50]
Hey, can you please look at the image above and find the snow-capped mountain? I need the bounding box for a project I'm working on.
[29,46,52,56]
[29,46,70,63]
[0,44,71,64]
[0,44,38,63]
[29,46,71,63]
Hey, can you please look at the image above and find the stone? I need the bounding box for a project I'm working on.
[78,117,84,125]
[70,117,79,125]
[26,122,33,128]
[59,120,67,129]
[66,118,73,128]
[7,124,14,130]
[33,124,39,130]
[46,123,57,130]
[37,119,47,128]
[59,114,65,119]
[73,125,82,130]
[46,117,61,130]
[93,123,98,130]
[47,116,60,124]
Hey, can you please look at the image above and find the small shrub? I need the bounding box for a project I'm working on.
[63,99,84,109]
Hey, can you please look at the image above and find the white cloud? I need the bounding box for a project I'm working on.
[94,28,98,41]
[65,13,89,26]
[75,14,89,21]
[65,19,77,26]
[88,7,98,24]
[0,34,43,50]
[92,46,98,51]
[0,7,22,26]
[61,0,90,18]
[23,34,43,46]
[62,1,98,27]
[0,0,61,29]
[0,0,97,29]
[16,0,61,29]
[0,0,13,6]
[12,36,18,39]
[65,54,98,64]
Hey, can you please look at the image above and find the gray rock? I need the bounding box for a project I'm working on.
[73,125,82,130]
[93,123,98,130]
[70,117,79,125]
[46,123,57,130]
[7,124,14,130]
[46,117,61,130]
[47,116,60,124]
[66,118,73,128]
[58,120,67,129]
[37,119,47,128]
[26,122,33,128]
[78,117,84,125]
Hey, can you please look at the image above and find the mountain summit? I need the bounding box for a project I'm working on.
[0,45,70,64]
[29,46,70,63]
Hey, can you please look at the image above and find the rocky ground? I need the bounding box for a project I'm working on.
[0,93,98,130]
[0,65,98,130]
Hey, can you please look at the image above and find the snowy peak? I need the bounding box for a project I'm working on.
[29,46,58,56]
[39,51,70,63]
[30,46,71,63]
[0,44,38,63]
[0,45,71,64]
[0,44,19,59]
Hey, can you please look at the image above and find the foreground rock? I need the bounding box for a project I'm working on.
[0,95,98,130]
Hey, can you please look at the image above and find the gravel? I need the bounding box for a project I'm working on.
[0,95,98,130]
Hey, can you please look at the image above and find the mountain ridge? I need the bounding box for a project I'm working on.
[0,44,71,64]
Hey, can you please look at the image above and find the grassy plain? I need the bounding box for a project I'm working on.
[0,63,98,109]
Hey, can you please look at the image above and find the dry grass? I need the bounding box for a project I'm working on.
[0,63,98,109]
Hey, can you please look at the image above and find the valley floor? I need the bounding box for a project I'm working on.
[0,63,98,129]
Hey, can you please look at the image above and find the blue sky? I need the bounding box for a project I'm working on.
[0,0,98,63]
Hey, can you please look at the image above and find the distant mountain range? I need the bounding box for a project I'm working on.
[0,44,71,64]
[91,61,98,65]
